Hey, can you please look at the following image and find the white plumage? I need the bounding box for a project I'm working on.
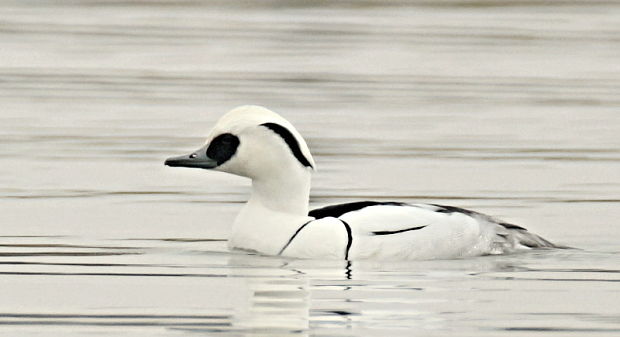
[165,105,559,260]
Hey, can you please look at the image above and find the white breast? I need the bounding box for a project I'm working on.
[281,217,350,259]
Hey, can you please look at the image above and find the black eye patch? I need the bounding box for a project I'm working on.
[206,133,240,165]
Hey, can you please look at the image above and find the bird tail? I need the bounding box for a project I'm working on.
[511,229,560,249]
[497,222,572,250]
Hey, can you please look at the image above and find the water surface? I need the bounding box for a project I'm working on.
[1,0,619,336]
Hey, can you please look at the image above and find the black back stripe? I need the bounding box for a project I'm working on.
[372,225,427,236]
[431,204,476,216]
[433,204,528,231]
[260,122,313,169]
[309,201,408,219]
[498,222,527,231]
[278,220,312,255]
[340,220,353,260]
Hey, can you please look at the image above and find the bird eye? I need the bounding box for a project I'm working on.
[189,153,197,158]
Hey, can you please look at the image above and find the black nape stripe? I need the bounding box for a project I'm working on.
[260,123,313,169]
[372,225,427,236]
[278,220,311,255]
[206,133,240,166]
[309,201,408,219]
[340,220,353,260]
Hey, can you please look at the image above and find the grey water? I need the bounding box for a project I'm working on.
[1,0,619,336]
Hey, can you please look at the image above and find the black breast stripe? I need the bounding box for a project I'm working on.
[372,225,427,236]
[278,220,312,255]
[340,220,353,260]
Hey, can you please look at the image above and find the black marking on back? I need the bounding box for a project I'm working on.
[309,201,408,219]
[206,133,240,166]
[520,239,540,248]
[431,204,477,216]
[260,122,313,169]
[498,222,527,231]
[434,204,528,231]
[372,225,427,236]
[340,219,353,260]
[278,220,312,255]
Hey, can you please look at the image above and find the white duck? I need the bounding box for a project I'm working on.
[165,105,558,260]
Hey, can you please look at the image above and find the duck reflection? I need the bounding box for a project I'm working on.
[225,254,357,336]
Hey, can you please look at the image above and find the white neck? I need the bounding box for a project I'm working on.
[249,169,310,215]
[228,165,313,255]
